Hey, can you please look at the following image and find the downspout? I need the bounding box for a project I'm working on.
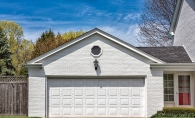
[168,0,183,44]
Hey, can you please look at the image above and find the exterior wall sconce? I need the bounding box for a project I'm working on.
[93,59,99,70]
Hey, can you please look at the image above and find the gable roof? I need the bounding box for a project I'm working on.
[137,46,192,63]
[27,28,165,64]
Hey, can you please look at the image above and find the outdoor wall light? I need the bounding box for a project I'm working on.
[93,59,99,70]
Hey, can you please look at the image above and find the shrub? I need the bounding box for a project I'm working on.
[151,107,195,118]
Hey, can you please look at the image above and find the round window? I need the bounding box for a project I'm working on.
[91,46,102,56]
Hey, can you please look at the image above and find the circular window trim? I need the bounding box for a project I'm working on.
[90,45,103,57]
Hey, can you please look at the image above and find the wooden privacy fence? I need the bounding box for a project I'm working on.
[0,76,28,116]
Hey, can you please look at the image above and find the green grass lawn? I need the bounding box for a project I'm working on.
[0,116,40,118]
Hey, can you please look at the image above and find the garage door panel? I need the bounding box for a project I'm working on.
[120,89,129,96]
[98,89,106,96]
[109,89,117,96]
[132,98,141,105]
[97,107,106,115]
[132,89,141,96]
[51,98,60,105]
[120,98,129,105]
[63,107,71,115]
[109,98,117,105]
[98,98,106,105]
[86,107,94,115]
[109,107,117,115]
[63,89,71,96]
[74,89,83,96]
[50,89,60,96]
[120,107,129,115]
[51,107,60,115]
[48,78,145,117]
[74,107,83,115]
[86,98,95,105]
[63,98,71,105]
[86,89,95,96]
[132,108,140,115]
[132,99,145,107]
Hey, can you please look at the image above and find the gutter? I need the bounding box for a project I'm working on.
[150,63,195,71]
[169,0,183,37]
[23,63,42,69]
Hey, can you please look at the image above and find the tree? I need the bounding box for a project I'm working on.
[31,30,56,59]
[15,39,34,75]
[0,20,23,48]
[61,30,86,42]
[31,30,86,59]
[0,20,34,75]
[137,0,177,46]
[0,28,15,75]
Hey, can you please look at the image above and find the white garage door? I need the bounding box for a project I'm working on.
[48,78,145,117]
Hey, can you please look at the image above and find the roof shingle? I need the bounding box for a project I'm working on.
[137,46,192,63]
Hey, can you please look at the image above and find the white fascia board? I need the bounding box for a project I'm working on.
[169,0,183,34]
[46,75,147,79]
[150,63,195,71]
[23,63,42,69]
[27,29,165,64]
[97,31,165,64]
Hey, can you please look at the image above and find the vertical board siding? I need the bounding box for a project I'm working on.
[0,76,28,116]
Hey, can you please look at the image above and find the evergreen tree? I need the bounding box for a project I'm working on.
[0,28,15,75]
[31,29,86,59]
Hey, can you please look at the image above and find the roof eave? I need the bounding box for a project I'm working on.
[23,63,42,69]
[150,63,195,71]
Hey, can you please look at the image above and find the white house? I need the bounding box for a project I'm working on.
[169,0,195,61]
[25,1,195,117]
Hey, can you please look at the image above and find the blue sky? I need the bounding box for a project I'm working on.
[0,0,144,46]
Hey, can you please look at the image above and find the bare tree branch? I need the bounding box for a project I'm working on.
[137,0,177,46]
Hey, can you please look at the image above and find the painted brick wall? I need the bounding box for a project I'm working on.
[28,69,46,117]
[28,33,163,117]
[147,70,164,116]
[42,34,153,76]
[174,0,195,62]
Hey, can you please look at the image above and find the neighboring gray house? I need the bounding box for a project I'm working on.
[25,1,195,117]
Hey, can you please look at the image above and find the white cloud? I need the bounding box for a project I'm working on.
[23,30,43,42]
[0,14,141,46]
[0,14,73,29]
[99,25,139,46]
[0,14,51,21]
[123,14,140,21]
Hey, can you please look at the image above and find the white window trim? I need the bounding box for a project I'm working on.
[164,74,174,102]
[90,45,103,57]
